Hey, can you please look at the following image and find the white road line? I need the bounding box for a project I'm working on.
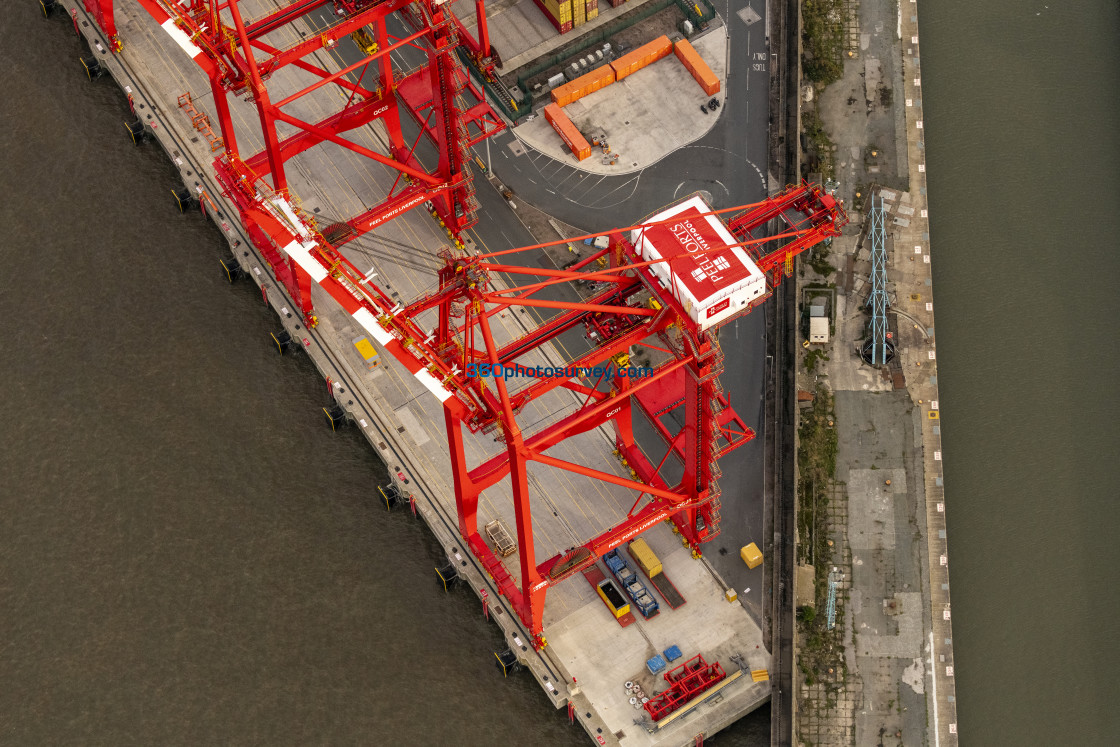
[930,630,940,747]
[569,175,607,202]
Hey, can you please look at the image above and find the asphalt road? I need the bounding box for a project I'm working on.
[485,0,774,622]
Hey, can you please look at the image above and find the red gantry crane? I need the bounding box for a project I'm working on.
[92,0,505,321]
[83,1,847,647]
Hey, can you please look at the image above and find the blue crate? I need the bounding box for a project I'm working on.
[662,645,682,662]
[646,655,667,675]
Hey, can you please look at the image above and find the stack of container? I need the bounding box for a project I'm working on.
[586,0,599,21]
[609,0,625,8]
[533,0,573,33]
[573,0,585,27]
[609,35,673,81]
[674,39,721,95]
[550,65,615,106]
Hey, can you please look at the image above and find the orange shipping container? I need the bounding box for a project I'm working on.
[544,103,591,161]
[674,39,720,95]
[609,35,672,81]
[550,65,615,107]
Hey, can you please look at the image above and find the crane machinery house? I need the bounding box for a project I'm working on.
[632,195,767,330]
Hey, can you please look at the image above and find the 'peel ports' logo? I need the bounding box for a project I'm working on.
[706,298,731,318]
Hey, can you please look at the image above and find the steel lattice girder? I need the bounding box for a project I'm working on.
[644,655,727,721]
[868,193,889,364]
[431,201,847,644]
[728,181,850,287]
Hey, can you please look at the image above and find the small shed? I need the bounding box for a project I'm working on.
[809,316,830,344]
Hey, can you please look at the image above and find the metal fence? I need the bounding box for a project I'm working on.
[515,0,718,91]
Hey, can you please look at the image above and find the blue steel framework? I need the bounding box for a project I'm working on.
[826,568,841,630]
[866,193,890,365]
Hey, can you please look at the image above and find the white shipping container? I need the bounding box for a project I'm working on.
[631,195,767,331]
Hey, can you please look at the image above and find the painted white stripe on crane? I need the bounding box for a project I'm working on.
[354,301,451,405]
[353,307,394,347]
[161,19,203,60]
[414,368,452,403]
[281,239,328,283]
[270,197,307,238]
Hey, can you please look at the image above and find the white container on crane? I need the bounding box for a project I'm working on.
[631,195,767,331]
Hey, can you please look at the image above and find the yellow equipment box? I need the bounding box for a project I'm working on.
[352,336,381,370]
[740,542,763,569]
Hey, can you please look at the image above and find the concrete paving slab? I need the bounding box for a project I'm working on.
[393,405,431,446]
[848,468,903,551]
[736,7,761,27]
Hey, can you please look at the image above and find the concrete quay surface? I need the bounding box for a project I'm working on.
[57,2,771,744]
[793,1,959,745]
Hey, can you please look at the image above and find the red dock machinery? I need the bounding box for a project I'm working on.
[82,1,847,648]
